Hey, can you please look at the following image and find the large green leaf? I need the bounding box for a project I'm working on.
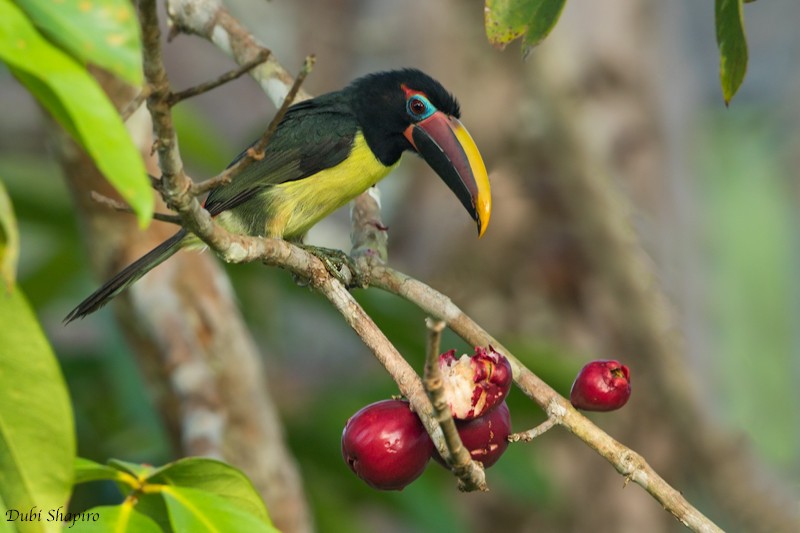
[14,0,142,85]
[161,486,278,533]
[485,0,567,53]
[0,288,75,533]
[70,505,161,533]
[0,0,153,226]
[0,180,19,291]
[715,0,748,105]
[146,458,271,523]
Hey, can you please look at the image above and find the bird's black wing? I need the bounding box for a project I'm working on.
[204,94,358,222]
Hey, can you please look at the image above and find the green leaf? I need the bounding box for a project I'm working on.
[161,486,278,533]
[74,457,134,485]
[0,288,75,533]
[130,494,169,532]
[0,180,19,291]
[146,458,271,524]
[715,0,748,105]
[69,505,162,533]
[14,0,142,85]
[0,0,153,226]
[485,0,567,53]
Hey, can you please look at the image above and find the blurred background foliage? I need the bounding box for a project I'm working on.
[1,0,799,531]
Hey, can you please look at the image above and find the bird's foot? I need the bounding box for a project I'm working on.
[299,245,366,288]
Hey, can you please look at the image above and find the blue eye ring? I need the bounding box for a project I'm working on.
[406,95,436,120]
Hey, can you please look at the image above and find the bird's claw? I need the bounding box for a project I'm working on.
[299,245,366,288]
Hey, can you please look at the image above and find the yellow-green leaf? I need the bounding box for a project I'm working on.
[0,0,153,226]
[0,287,75,533]
[485,0,567,53]
[74,457,135,486]
[0,180,19,291]
[14,0,142,85]
[146,458,271,524]
[715,0,748,105]
[70,505,161,533]
[161,486,278,533]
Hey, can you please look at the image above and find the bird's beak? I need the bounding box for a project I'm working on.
[404,112,491,237]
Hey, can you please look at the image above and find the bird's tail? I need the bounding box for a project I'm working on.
[64,229,189,323]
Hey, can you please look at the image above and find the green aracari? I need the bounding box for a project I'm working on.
[65,69,491,322]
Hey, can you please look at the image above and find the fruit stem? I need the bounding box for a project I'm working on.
[422,318,488,492]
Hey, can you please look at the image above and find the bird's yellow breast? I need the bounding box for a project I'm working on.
[265,132,397,239]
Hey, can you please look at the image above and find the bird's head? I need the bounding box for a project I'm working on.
[349,69,491,237]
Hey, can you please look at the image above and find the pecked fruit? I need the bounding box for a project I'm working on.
[439,345,512,421]
[434,401,511,469]
[570,360,631,412]
[341,399,434,490]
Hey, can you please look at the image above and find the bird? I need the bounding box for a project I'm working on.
[64,68,491,323]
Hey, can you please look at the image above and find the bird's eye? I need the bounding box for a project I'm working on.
[409,98,426,115]
[406,95,434,120]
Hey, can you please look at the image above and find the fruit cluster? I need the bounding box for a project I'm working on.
[341,346,512,490]
[342,349,632,490]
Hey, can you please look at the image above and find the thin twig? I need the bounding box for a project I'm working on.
[167,49,271,106]
[248,54,315,159]
[508,418,558,443]
[423,318,487,491]
[90,192,182,224]
[121,86,151,121]
[190,55,316,196]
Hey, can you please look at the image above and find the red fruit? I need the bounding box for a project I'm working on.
[439,345,512,420]
[570,360,631,412]
[341,399,434,490]
[434,401,512,469]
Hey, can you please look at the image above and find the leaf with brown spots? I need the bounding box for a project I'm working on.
[485,0,567,55]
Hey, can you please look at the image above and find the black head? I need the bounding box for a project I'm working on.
[345,68,492,237]
[347,68,461,165]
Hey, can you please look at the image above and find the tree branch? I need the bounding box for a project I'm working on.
[138,0,199,218]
